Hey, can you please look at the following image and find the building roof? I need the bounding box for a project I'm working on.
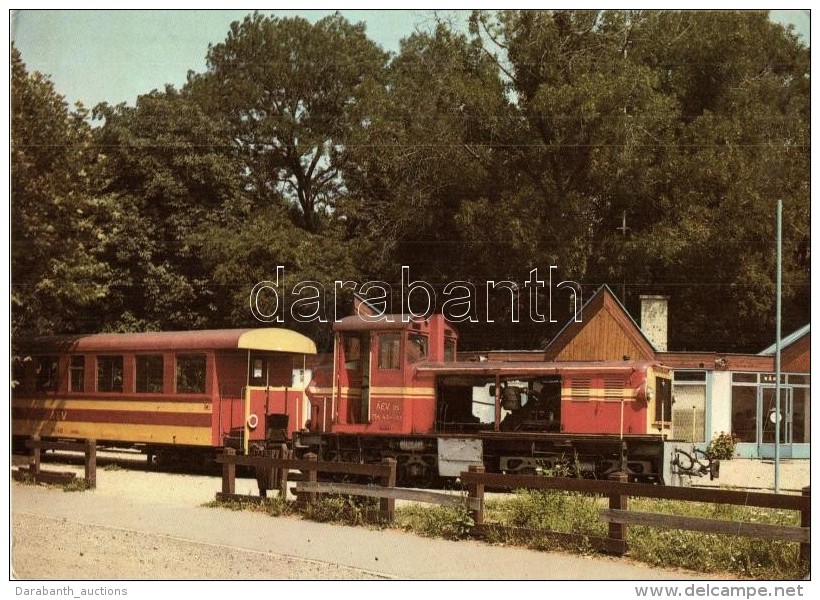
[758,324,811,355]
[543,285,657,361]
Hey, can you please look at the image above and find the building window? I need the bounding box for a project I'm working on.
[377,333,401,369]
[35,356,59,392]
[176,354,206,394]
[97,356,124,392]
[791,386,810,444]
[730,385,757,443]
[69,356,85,392]
[136,355,164,393]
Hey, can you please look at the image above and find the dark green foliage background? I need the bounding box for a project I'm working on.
[11,10,810,353]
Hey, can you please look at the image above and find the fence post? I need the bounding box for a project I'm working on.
[278,443,289,500]
[380,458,397,523]
[305,453,318,507]
[29,435,41,477]
[84,438,97,489]
[607,471,629,556]
[222,448,236,495]
[800,486,810,564]
[467,464,485,526]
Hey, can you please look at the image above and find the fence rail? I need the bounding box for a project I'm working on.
[12,435,97,488]
[214,450,810,564]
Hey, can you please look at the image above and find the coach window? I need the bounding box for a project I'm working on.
[176,354,206,394]
[69,355,85,392]
[248,355,268,386]
[97,355,124,392]
[35,356,59,392]
[136,355,164,393]
[377,333,401,370]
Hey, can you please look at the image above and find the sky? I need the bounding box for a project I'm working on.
[8,8,812,111]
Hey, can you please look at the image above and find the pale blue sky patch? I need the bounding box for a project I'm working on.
[9,8,811,111]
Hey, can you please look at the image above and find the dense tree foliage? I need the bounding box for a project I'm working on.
[10,10,810,353]
[10,46,110,337]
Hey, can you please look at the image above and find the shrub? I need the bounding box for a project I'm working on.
[395,503,474,540]
[62,478,92,492]
[707,432,739,460]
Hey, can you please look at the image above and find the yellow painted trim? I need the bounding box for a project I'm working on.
[12,398,212,413]
[561,387,637,399]
[238,329,317,354]
[12,421,211,446]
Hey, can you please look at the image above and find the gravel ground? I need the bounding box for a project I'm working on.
[12,454,387,580]
[11,512,383,580]
[12,451,807,581]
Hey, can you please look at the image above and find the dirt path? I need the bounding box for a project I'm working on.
[10,460,724,581]
[12,512,383,579]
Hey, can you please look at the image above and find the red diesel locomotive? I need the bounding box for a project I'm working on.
[12,316,675,483]
[296,312,674,485]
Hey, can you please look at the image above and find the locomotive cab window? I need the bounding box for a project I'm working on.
[69,355,85,392]
[97,355,124,392]
[342,334,362,368]
[407,333,428,363]
[444,338,456,362]
[136,355,164,393]
[176,354,206,394]
[377,333,401,370]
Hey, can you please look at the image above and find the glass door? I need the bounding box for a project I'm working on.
[758,385,792,459]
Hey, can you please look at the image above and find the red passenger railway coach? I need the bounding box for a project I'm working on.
[11,329,317,465]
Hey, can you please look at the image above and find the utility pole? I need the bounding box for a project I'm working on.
[617,210,630,302]
[775,199,782,493]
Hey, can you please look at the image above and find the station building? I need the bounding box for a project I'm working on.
[472,286,810,460]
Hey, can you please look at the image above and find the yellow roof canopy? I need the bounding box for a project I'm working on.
[237,328,317,354]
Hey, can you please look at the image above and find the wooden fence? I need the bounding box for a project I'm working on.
[214,451,810,563]
[12,435,97,488]
[216,449,477,521]
[460,468,810,562]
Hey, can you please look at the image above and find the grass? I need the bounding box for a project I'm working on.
[479,490,808,580]
[203,488,809,580]
[625,497,807,580]
[394,503,474,540]
[61,477,92,492]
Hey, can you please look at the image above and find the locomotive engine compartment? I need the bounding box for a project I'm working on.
[436,376,563,434]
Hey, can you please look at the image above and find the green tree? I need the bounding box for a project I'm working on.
[187,12,389,233]
[470,10,809,351]
[92,87,247,331]
[10,46,110,336]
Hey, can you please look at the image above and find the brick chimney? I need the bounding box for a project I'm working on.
[640,295,669,352]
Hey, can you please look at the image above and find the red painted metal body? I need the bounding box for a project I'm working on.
[12,329,316,454]
[301,313,672,483]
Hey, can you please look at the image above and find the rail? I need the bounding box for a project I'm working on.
[12,435,97,488]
